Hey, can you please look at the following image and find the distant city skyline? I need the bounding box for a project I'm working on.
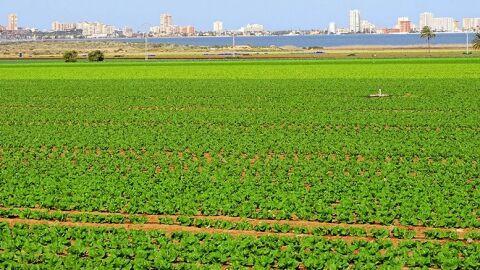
[0,0,479,31]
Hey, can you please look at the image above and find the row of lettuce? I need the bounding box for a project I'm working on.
[1,208,479,241]
[1,223,479,269]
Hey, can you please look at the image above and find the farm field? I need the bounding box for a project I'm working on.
[0,58,479,269]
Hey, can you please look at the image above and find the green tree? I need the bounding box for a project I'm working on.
[473,32,480,50]
[420,26,436,55]
[63,50,78,62]
[88,50,105,62]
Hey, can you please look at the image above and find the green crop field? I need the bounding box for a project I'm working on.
[0,59,479,269]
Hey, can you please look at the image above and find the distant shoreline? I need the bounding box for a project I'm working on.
[0,38,476,60]
[1,32,472,49]
[0,40,469,50]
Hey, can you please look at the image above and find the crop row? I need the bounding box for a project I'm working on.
[4,145,478,165]
[1,222,479,269]
[0,208,148,224]
[2,208,480,241]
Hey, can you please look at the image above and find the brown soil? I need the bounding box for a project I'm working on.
[204,152,213,164]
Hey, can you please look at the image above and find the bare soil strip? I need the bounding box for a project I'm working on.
[1,207,479,241]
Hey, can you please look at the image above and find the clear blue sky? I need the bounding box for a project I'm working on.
[0,0,478,31]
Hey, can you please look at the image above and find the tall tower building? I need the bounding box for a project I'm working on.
[396,17,412,33]
[419,12,434,29]
[160,14,173,35]
[349,10,361,33]
[213,21,224,34]
[328,22,337,34]
[7,13,18,31]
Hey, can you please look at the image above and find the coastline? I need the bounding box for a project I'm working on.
[0,39,476,60]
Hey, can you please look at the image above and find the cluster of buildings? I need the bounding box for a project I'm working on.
[418,13,479,32]
[344,10,417,34]
[328,11,416,34]
[0,13,38,40]
[1,11,479,41]
[329,10,480,35]
[50,21,140,39]
[148,14,265,37]
[148,14,196,36]
[52,21,117,37]
[0,13,267,40]
[420,12,457,32]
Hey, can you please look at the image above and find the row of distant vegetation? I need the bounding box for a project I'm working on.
[63,50,104,62]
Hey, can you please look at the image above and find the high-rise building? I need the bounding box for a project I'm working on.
[399,21,412,33]
[349,10,361,33]
[7,13,18,31]
[396,17,412,33]
[396,17,409,28]
[419,12,434,29]
[328,22,337,34]
[432,17,455,32]
[160,14,173,35]
[463,18,480,31]
[213,21,224,34]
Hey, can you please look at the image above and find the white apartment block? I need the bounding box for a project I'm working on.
[463,18,480,31]
[76,22,115,37]
[349,10,361,33]
[328,22,337,34]
[213,21,224,34]
[419,12,434,29]
[432,17,455,32]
